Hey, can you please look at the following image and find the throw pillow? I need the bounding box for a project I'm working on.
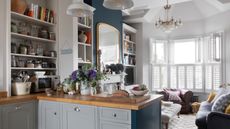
[212,93,230,112]
[207,92,216,103]
[166,90,182,103]
[225,104,230,114]
[211,87,230,103]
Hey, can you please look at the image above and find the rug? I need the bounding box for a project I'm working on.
[167,114,197,129]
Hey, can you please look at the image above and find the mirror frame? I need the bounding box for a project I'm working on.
[96,23,121,70]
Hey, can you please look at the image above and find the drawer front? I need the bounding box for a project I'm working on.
[99,107,131,124]
[100,121,131,129]
[62,103,95,117]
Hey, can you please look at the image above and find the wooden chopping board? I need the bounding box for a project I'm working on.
[90,94,151,104]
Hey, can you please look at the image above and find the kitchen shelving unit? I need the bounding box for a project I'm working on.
[9,0,58,95]
[76,17,93,67]
[122,23,137,85]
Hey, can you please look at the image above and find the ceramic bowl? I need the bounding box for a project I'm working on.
[130,89,149,96]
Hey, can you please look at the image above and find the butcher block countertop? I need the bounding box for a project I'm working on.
[0,93,162,110]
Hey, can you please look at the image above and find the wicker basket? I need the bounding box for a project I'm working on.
[11,0,27,14]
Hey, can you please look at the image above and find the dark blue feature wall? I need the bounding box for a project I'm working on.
[91,0,123,64]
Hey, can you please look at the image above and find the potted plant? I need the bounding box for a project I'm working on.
[70,64,106,95]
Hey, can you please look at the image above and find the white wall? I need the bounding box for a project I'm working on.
[0,0,4,90]
[58,0,75,82]
[0,0,8,91]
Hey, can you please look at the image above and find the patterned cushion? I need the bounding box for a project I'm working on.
[166,90,182,102]
[211,93,230,112]
[211,87,230,103]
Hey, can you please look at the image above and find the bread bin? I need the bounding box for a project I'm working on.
[12,82,31,96]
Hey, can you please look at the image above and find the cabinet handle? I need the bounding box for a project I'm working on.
[15,106,22,110]
[113,113,117,117]
[74,107,80,112]
[54,112,57,115]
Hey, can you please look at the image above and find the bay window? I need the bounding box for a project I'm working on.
[150,32,223,92]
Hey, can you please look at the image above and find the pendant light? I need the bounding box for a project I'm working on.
[103,0,134,10]
[67,0,95,17]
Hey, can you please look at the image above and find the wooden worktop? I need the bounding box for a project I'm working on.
[0,93,162,110]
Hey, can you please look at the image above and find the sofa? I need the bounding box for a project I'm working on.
[196,101,230,129]
[196,86,230,129]
[157,89,193,114]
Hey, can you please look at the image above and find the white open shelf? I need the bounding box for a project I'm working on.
[11,53,57,60]
[78,42,92,47]
[11,32,56,43]
[11,67,57,70]
[124,39,135,44]
[124,52,136,56]
[11,11,55,27]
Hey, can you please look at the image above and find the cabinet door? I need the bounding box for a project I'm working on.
[62,103,96,129]
[39,101,61,129]
[100,121,131,129]
[2,101,35,129]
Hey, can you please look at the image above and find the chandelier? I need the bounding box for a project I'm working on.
[155,0,182,33]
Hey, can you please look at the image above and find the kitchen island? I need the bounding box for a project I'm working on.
[0,93,162,129]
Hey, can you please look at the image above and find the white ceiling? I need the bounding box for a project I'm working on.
[123,0,230,23]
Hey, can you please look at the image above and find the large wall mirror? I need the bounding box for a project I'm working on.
[97,23,120,70]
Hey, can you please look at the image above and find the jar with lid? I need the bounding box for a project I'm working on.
[11,43,17,53]
[11,56,17,67]
[36,45,43,56]
[30,25,39,37]
[26,60,34,68]
[20,44,27,54]
[40,29,48,39]
[18,22,27,35]
[11,22,18,33]
[34,60,42,68]
[28,44,35,55]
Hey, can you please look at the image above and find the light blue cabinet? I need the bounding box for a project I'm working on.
[62,103,96,129]
[99,107,131,129]
[38,101,61,129]
[100,121,131,129]
[2,101,36,129]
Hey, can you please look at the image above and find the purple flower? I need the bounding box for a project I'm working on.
[88,69,97,79]
[71,70,79,81]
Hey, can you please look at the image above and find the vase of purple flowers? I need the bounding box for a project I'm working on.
[71,64,106,95]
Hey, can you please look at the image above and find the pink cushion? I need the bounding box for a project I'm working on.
[164,89,182,102]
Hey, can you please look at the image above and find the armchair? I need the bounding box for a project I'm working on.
[157,89,193,114]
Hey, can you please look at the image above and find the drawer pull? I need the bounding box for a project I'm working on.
[74,107,80,112]
[54,112,57,115]
[15,106,22,110]
[113,113,117,117]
